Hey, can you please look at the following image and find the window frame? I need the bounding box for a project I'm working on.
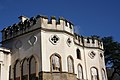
[67,55,74,73]
[76,49,81,60]
[50,53,62,72]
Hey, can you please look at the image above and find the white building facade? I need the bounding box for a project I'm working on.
[0,48,11,80]
[0,15,107,80]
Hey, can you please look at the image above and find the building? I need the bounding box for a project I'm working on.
[0,15,107,80]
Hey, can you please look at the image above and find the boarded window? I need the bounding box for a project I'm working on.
[91,67,99,80]
[68,56,74,73]
[102,69,106,80]
[22,59,28,80]
[29,56,37,80]
[51,54,60,72]
[78,64,83,79]
[14,61,20,80]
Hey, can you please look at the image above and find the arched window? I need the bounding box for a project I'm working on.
[77,49,81,59]
[102,69,106,80]
[78,64,83,79]
[91,67,99,80]
[50,54,61,72]
[14,60,20,80]
[29,56,37,80]
[67,56,74,73]
[22,59,28,80]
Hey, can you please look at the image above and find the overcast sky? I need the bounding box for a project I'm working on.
[0,0,120,42]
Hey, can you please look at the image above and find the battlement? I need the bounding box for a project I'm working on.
[74,33,103,49]
[40,15,74,34]
[1,15,74,41]
[1,14,104,49]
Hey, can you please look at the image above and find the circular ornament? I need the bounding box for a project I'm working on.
[28,36,37,45]
[49,35,60,45]
[15,40,22,49]
[88,51,96,59]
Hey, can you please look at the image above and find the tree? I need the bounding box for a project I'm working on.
[102,36,120,80]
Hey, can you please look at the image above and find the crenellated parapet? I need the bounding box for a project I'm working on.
[1,15,74,41]
[1,16,38,41]
[74,33,103,49]
[1,14,103,50]
[40,15,74,34]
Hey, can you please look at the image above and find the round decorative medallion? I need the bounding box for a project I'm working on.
[49,35,60,45]
[28,36,37,45]
[88,51,96,59]
[67,38,72,47]
[15,40,22,49]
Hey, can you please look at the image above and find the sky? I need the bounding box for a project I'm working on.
[0,0,120,42]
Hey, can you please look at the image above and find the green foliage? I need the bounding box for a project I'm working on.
[102,36,120,79]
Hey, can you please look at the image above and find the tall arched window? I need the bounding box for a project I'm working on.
[29,56,37,80]
[102,69,106,80]
[14,60,20,80]
[78,64,83,79]
[50,53,61,72]
[77,49,81,59]
[91,67,99,80]
[22,59,28,80]
[67,56,74,73]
